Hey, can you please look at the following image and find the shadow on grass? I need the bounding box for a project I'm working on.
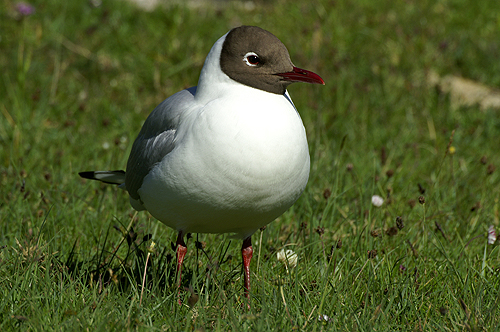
[61,223,238,303]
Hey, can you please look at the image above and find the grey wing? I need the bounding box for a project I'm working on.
[125,86,197,200]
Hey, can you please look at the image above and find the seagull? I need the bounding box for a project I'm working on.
[79,25,324,304]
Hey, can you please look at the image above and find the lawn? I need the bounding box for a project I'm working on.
[1,0,499,330]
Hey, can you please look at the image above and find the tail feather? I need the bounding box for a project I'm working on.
[79,170,126,185]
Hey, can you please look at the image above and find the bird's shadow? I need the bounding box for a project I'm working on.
[61,223,240,303]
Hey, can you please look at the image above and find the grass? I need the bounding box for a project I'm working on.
[1,0,500,330]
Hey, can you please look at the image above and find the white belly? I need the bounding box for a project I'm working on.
[138,90,310,239]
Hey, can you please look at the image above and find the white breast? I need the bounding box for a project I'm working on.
[138,86,310,239]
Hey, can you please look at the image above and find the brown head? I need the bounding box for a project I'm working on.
[220,26,324,95]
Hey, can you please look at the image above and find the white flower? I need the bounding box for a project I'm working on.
[371,195,384,207]
[488,225,497,245]
[119,136,128,149]
[276,249,297,268]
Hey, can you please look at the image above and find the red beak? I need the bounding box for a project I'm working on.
[278,66,325,85]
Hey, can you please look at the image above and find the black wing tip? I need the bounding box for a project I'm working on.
[78,170,126,182]
[79,171,97,180]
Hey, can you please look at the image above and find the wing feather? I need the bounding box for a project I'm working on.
[125,87,197,200]
[79,170,126,185]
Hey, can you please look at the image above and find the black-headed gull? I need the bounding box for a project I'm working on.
[79,25,324,304]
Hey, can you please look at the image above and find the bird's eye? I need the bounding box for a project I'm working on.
[247,55,259,64]
[243,52,260,66]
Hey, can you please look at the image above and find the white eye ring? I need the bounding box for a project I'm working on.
[243,52,260,67]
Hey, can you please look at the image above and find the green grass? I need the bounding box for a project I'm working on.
[1,0,500,330]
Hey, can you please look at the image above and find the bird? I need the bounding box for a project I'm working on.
[79,25,324,305]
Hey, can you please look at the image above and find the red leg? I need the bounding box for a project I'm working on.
[176,232,187,305]
[241,237,253,301]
